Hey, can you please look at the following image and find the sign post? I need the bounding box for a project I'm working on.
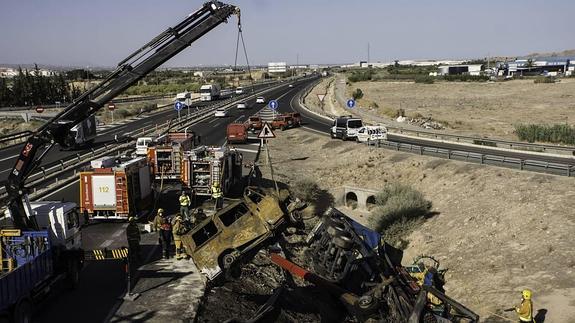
[346,99,355,109]
[185,98,193,116]
[108,103,116,123]
[268,99,278,119]
[317,94,326,110]
[174,101,183,122]
[35,106,44,114]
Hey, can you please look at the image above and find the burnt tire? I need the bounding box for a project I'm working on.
[333,235,353,250]
[13,299,32,323]
[222,252,237,269]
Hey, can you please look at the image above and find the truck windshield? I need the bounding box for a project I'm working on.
[200,88,212,94]
[348,120,363,128]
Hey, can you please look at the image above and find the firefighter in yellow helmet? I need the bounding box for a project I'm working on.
[211,182,223,211]
[126,216,141,262]
[515,289,534,323]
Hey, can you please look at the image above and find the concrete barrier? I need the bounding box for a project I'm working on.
[341,185,379,211]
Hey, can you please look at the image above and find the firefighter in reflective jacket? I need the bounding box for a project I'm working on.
[172,214,188,260]
[153,209,172,259]
[211,182,223,210]
[126,216,141,262]
[515,289,534,323]
[179,192,190,221]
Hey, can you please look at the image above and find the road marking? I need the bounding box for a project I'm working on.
[208,117,219,124]
[0,154,19,162]
[235,148,259,154]
[233,114,245,123]
[99,239,114,248]
[302,126,329,136]
[0,168,11,174]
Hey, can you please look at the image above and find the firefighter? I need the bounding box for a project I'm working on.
[211,182,223,211]
[126,216,141,263]
[154,209,172,259]
[179,191,190,221]
[515,289,534,323]
[172,214,188,260]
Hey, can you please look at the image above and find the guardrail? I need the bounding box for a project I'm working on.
[364,139,575,177]
[0,131,32,147]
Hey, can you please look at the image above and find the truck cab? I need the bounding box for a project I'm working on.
[135,137,154,156]
[330,116,363,140]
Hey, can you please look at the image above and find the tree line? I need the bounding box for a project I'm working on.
[0,65,82,107]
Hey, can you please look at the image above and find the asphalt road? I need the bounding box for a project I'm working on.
[30,76,318,323]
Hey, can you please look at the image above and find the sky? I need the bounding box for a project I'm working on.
[0,0,574,67]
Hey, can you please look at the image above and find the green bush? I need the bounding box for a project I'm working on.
[348,70,374,83]
[414,76,435,84]
[442,75,489,82]
[534,77,556,84]
[291,179,322,202]
[515,123,575,145]
[352,88,364,100]
[114,108,130,119]
[370,183,432,248]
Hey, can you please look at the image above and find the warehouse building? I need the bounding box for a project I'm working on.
[437,64,483,76]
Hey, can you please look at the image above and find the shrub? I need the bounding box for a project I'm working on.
[352,88,364,100]
[442,75,489,82]
[114,108,130,119]
[348,70,374,83]
[291,179,322,202]
[370,183,432,248]
[534,77,556,84]
[414,76,434,84]
[515,123,575,145]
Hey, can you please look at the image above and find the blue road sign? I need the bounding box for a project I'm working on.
[346,99,355,109]
[268,99,279,111]
[174,101,183,111]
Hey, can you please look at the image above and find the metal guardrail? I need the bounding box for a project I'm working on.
[364,139,575,177]
[0,131,31,147]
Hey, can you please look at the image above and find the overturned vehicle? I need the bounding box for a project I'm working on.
[268,207,479,323]
[180,186,304,280]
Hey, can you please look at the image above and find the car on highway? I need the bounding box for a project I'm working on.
[330,116,363,140]
[255,97,265,104]
[288,84,294,88]
[356,125,387,143]
[248,116,263,132]
[214,108,228,117]
[237,102,247,110]
[235,87,243,94]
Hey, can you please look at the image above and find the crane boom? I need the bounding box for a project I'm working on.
[5,1,239,230]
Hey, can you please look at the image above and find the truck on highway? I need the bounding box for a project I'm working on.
[181,145,243,197]
[1,202,84,323]
[200,84,221,101]
[146,132,199,181]
[79,156,153,220]
[226,123,248,144]
[175,92,191,103]
[271,114,295,131]
[58,114,97,149]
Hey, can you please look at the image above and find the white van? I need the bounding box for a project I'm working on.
[356,126,387,142]
[135,137,154,156]
[330,116,363,140]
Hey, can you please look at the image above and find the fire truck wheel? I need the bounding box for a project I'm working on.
[13,299,32,323]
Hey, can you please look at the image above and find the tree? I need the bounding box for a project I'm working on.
[352,88,363,100]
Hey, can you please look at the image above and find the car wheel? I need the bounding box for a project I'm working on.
[342,134,347,141]
[333,235,353,250]
[330,132,336,139]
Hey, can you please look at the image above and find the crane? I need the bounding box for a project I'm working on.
[4,1,240,230]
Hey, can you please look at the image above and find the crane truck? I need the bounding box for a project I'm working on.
[1,2,240,321]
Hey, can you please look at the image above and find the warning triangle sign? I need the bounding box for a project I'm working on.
[317,94,326,102]
[257,122,276,139]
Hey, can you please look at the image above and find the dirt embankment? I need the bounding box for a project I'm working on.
[263,129,575,322]
[346,78,575,141]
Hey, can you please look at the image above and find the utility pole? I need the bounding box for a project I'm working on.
[367,42,370,64]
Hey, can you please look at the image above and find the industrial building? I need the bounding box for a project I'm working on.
[497,57,572,77]
[437,64,483,76]
[268,62,287,73]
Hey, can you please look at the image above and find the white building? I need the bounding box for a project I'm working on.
[268,62,287,73]
[437,64,482,76]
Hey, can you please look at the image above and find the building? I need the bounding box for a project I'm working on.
[498,57,572,77]
[437,64,483,76]
[268,62,287,73]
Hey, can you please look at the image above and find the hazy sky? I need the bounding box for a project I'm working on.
[1,0,574,67]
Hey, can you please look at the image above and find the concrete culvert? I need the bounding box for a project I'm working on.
[345,192,358,209]
[366,195,376,210]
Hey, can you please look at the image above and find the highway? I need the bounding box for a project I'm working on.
[28,76,318,323]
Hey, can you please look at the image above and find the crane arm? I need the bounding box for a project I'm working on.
[5,1,239,230]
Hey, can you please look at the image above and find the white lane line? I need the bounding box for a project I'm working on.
[0,154,19,162]
[233,114,245,123]
[99,239,114,248]
[212,122,222,128]
[235,148,259,153]
[0,169,11,174]
[40,180,77,198]
[208,117,219,124]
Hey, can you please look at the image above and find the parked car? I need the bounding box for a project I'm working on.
[271,115,295,131]
[285,112,302,127]
[355,125,387,142]
[214,108,228,117]
[248,116,263,132]
[237,102,247,110]
[256,97,265,104]
[330,116,363,140]
[226,123,248,144]
[288,84,294,88]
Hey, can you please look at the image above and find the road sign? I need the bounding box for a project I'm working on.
[185,98,193,107]
[257,122,276,139]
[174,101,183,111]
[346,99,355,109]
[35,106,44,113]
[108,103,116,111]
[268,99,279,111]
[317,94,326,102]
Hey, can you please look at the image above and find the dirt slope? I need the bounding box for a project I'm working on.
[264,129,575,322]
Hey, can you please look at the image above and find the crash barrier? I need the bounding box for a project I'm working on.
[365,139,575,177]
[340,186,379,211]
[0,131,31,148]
